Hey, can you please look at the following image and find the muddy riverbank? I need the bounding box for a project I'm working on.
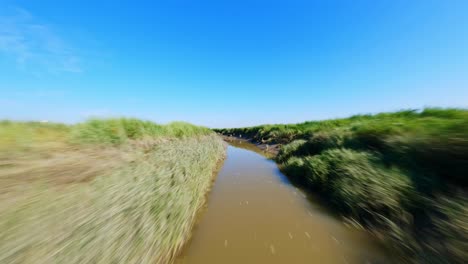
[221,135,280,156]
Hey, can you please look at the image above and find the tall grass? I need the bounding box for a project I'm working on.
[216,108,468,263]
[71,118,211,145]
[0,121,70,157]
[0,119,225,264]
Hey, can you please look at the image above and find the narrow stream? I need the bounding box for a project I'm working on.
[177,141,392,264]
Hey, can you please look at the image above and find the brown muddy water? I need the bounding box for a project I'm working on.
[177,141,392,264]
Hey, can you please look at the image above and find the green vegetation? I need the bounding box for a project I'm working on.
[71,118,211,145]
[216,108,468,263]
[0,119,225,264]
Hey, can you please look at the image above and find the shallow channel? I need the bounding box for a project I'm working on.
[177,141,392,264]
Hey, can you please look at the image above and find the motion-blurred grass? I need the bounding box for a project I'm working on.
[216,108,468,263]
[0,119,225,264]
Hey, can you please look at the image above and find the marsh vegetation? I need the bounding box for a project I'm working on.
[0,119,225,264]
[1,108,466,264]
[216,108,468,263]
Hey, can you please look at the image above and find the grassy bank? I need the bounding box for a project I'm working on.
[0,119,225,264]
[215,108,468,263]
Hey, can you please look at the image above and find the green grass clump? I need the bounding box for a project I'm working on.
[0,119,225,264]
[163,121,212,138]
[217,108,468,263]
[286,149,414,227]
[71,118,130,144]
[281,156,307,182]
[71,118,211,145]
[420,193,468,263]
[276,139,307,162]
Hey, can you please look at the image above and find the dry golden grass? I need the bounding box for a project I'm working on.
[0,121,225,264]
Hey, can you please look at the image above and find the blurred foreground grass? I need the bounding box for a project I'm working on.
[216,108,468,263]
[0,119,225,263]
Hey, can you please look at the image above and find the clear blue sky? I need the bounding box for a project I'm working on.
[1,0,467,127]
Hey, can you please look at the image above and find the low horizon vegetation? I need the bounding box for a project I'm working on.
[215,108,468,263]
[0,118,225,264]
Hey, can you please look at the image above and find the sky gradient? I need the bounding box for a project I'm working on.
[1,0,467,127]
